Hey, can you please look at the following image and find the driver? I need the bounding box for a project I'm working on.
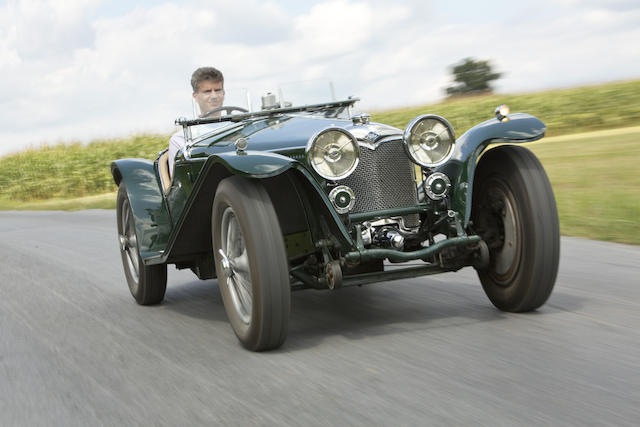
[168,66,225,177]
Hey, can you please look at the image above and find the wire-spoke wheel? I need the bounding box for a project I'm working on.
[116,183,167,305]
[472,145,560,312]
[212,176,290,351]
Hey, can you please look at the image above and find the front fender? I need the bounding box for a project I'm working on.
[110,159,172,260]
[162,150,355,264]
[167,150,296,226]
[436,113,546,226]
[212,150,296,177]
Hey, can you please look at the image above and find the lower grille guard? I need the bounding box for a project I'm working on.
[343,235,481,263]
[290,205,482,290]
[345,204,480,262]
[290,234,480,290]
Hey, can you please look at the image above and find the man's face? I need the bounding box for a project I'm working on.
[193,79,224,116]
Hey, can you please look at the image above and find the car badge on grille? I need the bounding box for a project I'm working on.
[364,131,379,142]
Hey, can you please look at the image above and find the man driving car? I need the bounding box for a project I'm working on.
[168,67,225,176]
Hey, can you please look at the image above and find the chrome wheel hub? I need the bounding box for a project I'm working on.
[478,180,521,286]
[218,249,233,278]
[120,198,140,286]
[219,207,252,325]
[494,191,518,277]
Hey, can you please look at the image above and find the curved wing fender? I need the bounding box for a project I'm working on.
[436,113,546,226]
[213,150,296,177]
[211,152,353,246]
[164,151,299,264]
[163,151,354,264]
[166,150,297,227]
[111,159,171,261]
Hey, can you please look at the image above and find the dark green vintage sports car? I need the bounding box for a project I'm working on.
[111,94,559,351]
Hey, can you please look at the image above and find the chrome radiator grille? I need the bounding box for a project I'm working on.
[338,140,419,228]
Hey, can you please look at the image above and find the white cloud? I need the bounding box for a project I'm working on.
[0,0,101,59]
[1,0,639,157]
[293,1,374,56]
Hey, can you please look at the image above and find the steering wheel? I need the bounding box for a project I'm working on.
[201,106,249,118]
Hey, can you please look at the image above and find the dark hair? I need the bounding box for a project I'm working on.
[191,67,224,92]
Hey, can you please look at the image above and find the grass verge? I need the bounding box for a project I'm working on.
[0,192,116,211]
[371,79,640,137]
[3,127,638,245]
[523,126,640,245]
[1,80,639,244]
[2,80,639,204]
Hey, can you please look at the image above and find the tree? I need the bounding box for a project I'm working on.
[445,58,502,97]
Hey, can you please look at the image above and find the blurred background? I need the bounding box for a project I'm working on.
[1,0,639,155]
[0,0,638,243]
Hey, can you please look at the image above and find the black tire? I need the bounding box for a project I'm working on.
[212,176,290,351]
[471,145,559,312]
[116,183,167,305]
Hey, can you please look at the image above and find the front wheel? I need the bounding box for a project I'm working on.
[471,145,559,312]
[117,184,167,305]
[212,176,290,351]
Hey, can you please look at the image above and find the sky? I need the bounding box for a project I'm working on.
[1,0,639,156]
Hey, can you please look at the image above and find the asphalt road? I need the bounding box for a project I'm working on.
[1,210,639,426]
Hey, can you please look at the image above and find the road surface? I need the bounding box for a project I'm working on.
[1,210,638,426]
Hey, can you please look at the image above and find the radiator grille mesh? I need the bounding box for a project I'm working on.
[338,140,419,227]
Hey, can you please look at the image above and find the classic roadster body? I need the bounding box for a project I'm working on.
[112,96,559,351]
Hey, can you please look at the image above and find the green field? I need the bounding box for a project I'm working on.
[1,80,639,244]
[524,127,639,245]
[371,79,640,137]
[0,192,116,211]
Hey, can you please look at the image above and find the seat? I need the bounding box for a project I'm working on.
[158,150,172,194]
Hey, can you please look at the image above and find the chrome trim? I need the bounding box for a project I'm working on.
[305,126,360,181]
[218,248,233,278]
[181,98,360,127]
[424,172,451,200]
[357,135,402,150]
[403,114,456,168]
[361,224,372,246]
[346,122,403,146]
[386,229,405,249]
[495,104,511,122]
[234,137,248,153]
[369,217,420,234]
[351,113,371,125]
[329,185,356,214]
[261,92,279,110]
[219,207,253,325]
[286,114,351,121]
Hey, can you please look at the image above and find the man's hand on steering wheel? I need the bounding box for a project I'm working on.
[201,106,249,118]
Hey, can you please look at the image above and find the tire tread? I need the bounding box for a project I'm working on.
[473,145,559,312]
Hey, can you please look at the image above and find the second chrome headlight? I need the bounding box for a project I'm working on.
[403,115,455,168]
[306,127,359,180]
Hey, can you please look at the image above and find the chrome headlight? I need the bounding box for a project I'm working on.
[403,115,455,168]
[306,127,359,180]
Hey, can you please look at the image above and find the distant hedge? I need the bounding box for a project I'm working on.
[0,134,168,201]
[372,79,640,138]
[1,79,639,202]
